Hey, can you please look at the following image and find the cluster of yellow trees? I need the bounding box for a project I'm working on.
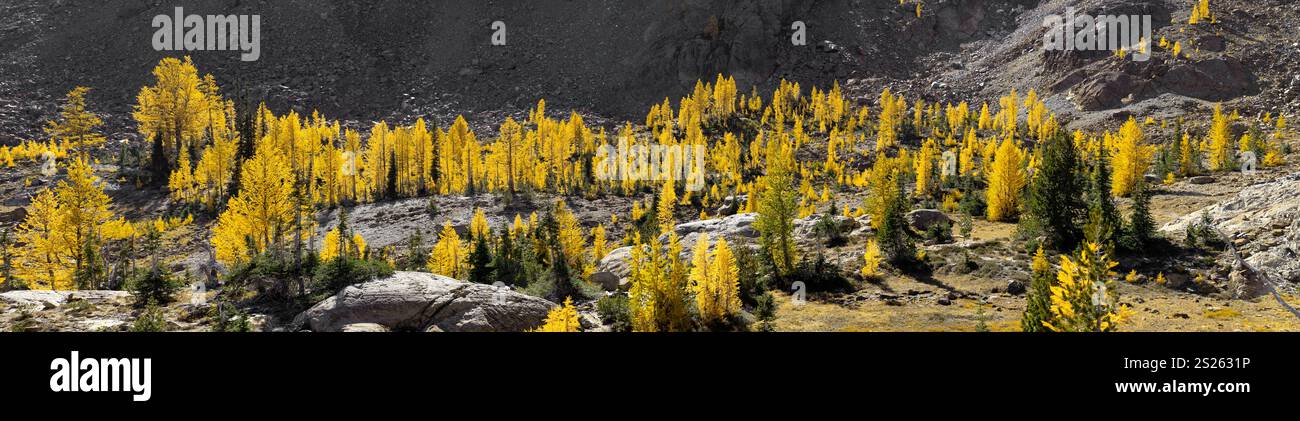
[6,158,134,290]
[6,52,1291,304]
[622,232,742,332]
[1188,0,1213,25]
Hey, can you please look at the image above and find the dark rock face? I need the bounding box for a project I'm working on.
[1073,71,1150,111]
[0,0,1013,141]
[1159,58,1259,102]
[1069,56,1259,111]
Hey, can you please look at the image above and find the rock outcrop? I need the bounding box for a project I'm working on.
[1161,173,1300,284]
[0,290,131,311]
[293,272,556,332]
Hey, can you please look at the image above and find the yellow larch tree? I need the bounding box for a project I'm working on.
[1043,242,1132,332]
[1110,117,1152,197]
[552,200,588,275]
[693,237,740,326]
[56,158,115,288]
[1207,104,1234,171]
[627,233,692,332]
[469,207,490,241]
[319,228,366,262]
[534,297,581,332]
[428,222,466,279]
[133,57,219,168]
[1178,132,1199,176]
[44,87,106,154]
[590,223,608,262]
[656,178,677,234]
[914,138,940,197]
[192,134,239,209]
[211,140,296,264]
[11,190,71,290]
[986,136,1027,222]
[861,239,882,279]
[168,146,195,202]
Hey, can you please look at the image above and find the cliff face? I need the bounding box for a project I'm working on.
[1,0,1296,142]
[0,0,1018,140]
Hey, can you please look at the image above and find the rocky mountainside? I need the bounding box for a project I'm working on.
[4,0,1296,142]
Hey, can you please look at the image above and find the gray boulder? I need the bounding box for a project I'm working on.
[597,246,633,279]
[589,271,621,292]
[293,272,556,332]
[906,209,952,232]
[667,213,760,240]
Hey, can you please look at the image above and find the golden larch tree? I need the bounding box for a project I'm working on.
[986,137,1026,222]
[44,87,106,154]
[1110,117,1152,197]
[428,222,466,279]
[211,140,296,264]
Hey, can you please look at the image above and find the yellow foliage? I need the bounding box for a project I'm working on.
[320,227,366,261]
[1111,117,1152,197]
[11,190,72,290]
[590,223,608,263]
[534,297,582,332]
[861,239,882,279]
[134,57,226,164]
[44,87,106,153]
[986,137,1026,222]
[1043,242,1130,332]
[628,233,692,332]
[428,223,467,279]
[469,207,490,240]
[1208,104,1234,171]
[211,140,297,265]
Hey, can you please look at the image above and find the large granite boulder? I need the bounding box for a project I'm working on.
[293,272,556,332]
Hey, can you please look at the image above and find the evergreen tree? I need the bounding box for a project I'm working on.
[538,210,581,302]
[73,234,104,290]
[149,132,171,185]
[877,176,915,263]
[1087,148,1122,247]
[401,229,429,270]
[386,150,399,200]
[491,226,524,286]
[0,228,20,291]
[1022,132,1086,250]
[1122,181,1155,250]
[467,235,493,284]
[228,96,257,198]
[1021,246,1053,332]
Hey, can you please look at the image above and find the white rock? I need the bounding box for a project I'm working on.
[293,272,556,332]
